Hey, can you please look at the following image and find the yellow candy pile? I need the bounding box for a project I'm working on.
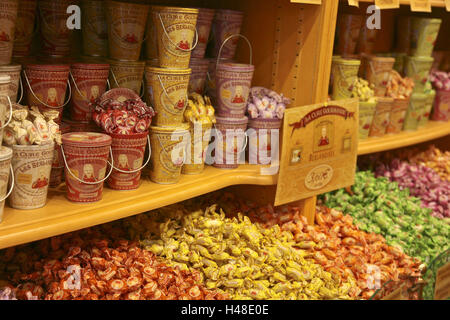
[351,78,375,102]
[134,204,355,300]
[184,93,216,125]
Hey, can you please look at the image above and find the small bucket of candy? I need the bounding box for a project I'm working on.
[369,97,393,137]
[61,132,112,203]
[149,124,189,184]
[50,121,70,188]
[213,116,248,169]
[12,0,37,58]
[69,63,110,121]
[10,142,54,209]
[404,92,427,131]
[0,64,22,103]
[210,9,244,59]
[191,8,215,59]
[80,0,108,58]
[145,66,191,127]
[23,64,71,123]
[404,56,434,93]
[216,34,254,118]
[331,58,361,100]
[108,131,150,190]
[0,0,19,65]
[359,100,377,139]
[366,56,395,97]
[106,0,149,61]
[151,6,199,69]
[107,59,145,97]
[188,58,209,95]
[205,57,233,106]
[411,18,441,57]
[0,146,13,222]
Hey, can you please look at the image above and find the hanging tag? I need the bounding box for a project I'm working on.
[445,0,450,11]
[374,0,400,9]
[348,0,359,7]
[410,0,432,12]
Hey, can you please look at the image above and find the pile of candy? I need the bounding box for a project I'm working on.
[0,287,17,300]
[410,146,450,182]
[3,106,61,146]
[350,78,376,102]
[137,204,354,300]
[429,70,450,91]
[184,93,216,125]
[92,98,155,134]
[322,171,450,264]
[386,71,415,99]
[246,87,289,120]
[375,159,449,219]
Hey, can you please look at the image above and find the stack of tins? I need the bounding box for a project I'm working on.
[145,6,199,184]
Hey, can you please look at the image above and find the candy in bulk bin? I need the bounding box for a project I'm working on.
[0,0,18,65]
[350,78,376,140]
[369,97,393,137]
[107,60,145,97]
[403,92,427,131]
[12,0,37,58]
[365,56,395,97]
[246,87,288,164]
[182,93,215,175]
[191,8,215,59]
[404,56,434,93]
[151,6,199,69]
[410,18,442,57]
[80,0,108,58]
[145,67,191,127]
[5,106,58,209]
[69,63,110,121]
[331,58,360,100]
[38,0,74,57]
[429,71,450,122]
[418,83,435,127]
[0,64,21,103]
[106,1,149,61]
[188,58,209,95]
[61,132,112,203]
[0,146,13,223]
[23,64,71,123]
[92,88,155,190]
[210,9,244,59]
[213,116,248,169]
[149,124,189,184]
[49,122,69,188]
[410,146,450,182]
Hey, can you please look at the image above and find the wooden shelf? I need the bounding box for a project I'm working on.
[355,0,447,8]
[358,121,450,155]
[0,165,277,250]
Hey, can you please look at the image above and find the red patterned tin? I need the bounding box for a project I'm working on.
[62,132,112,203]
[107,131,148,190]
[70,63,110,121]
[50,122,70,188]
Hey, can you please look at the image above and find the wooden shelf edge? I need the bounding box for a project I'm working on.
[0,165,277,249]
[355,0,447,8]
[358,121,450,155]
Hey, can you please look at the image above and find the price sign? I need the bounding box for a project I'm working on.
[348,0,359,7]
[434,262,450,300]
[410,0,432,12]
[374,0,400,9]
[275,99,358,206]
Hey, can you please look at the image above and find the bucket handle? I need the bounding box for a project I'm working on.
[156,133,187,166]
[17,76,24,104]
[23,70,72,109]
[216,34,253,72]
[0,96,13,130]
[109,135,152,174]
[157,75,188,111]
[60,145,114,185]
[110,69,145,99]
[158,13,199,52]
[0,165,14,203]
[213,125,248,154]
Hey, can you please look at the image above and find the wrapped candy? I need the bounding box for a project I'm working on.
[350,78,376,102]
[29,107,51,142]
[246,87,290,120]
[385,71,414,99]
[184,93,216,125]
[429,70,450,91]
[43,111,62,146]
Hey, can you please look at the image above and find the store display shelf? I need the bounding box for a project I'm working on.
[0,164,277,250]
[356,0,447,7]
[358,121,450,155]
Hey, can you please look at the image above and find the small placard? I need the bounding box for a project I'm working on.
[275,99,358,206]
[374,0,400,9]
[348,0,359,7]
[434,262,450,300]
[410,0,432,12]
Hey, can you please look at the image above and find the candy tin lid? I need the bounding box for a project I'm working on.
[145,66,192,75]
[62,132,112,148]
[106,59,146,67]
[100,88,140,104]
[215,115,249,125]
[0,75,11,84]
[0,146,13,161]
[150,124,190,133]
